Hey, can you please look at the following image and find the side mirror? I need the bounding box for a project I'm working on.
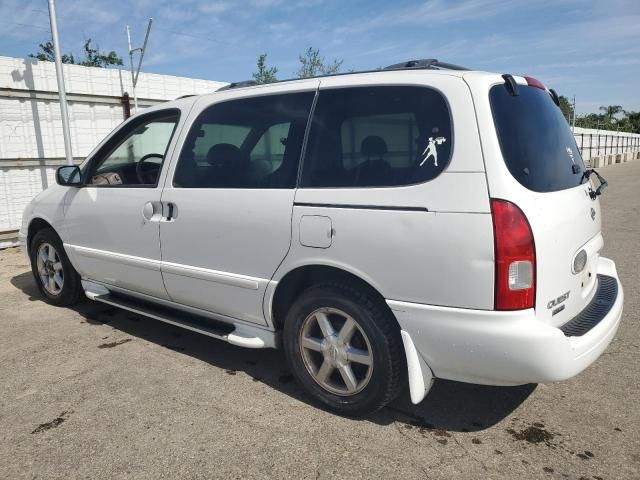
[56,165,82,186]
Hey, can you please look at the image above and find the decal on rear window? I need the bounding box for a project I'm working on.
[419,136,447,167]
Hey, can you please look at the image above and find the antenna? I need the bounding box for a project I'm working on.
[126,18,153,114]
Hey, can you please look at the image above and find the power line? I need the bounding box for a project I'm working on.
[6,21,50,31]
[152,26,229,46]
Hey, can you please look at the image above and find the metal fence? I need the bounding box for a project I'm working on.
[574,130,640,162]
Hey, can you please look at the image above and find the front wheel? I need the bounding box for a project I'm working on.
[283,282,406,416]
[29,228,84,306]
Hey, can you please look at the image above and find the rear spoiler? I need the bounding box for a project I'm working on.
[501,74,561,107]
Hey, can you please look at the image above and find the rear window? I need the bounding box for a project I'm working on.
[490,85,586,192]
[301,86,452,188]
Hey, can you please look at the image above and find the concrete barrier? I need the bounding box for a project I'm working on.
[590,151,639,168]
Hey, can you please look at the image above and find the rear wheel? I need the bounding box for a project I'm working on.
[30,228,84,306]
[283,282,405,416]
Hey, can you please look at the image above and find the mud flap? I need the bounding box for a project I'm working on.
[400,330,434,404]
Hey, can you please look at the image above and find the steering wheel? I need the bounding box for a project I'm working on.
[136,153,164,184]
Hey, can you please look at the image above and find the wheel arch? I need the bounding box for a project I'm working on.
[27,217,56,254]
[269,263,394,331]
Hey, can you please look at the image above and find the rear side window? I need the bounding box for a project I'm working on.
[490,85,586,192]
[301,86,452,188]
[174,92,314,188]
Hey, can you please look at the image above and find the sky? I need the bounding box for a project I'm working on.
[1,0,639,114]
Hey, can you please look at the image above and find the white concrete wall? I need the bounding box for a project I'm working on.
[1,167,57,237]
[0,55,224,101]
[0,55,226,241]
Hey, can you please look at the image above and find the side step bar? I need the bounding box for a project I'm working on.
[91,293,276,348]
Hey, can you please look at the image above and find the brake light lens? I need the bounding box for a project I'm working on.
[524,76,545,90]
[491,199,536,310]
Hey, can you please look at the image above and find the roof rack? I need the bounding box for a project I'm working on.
[383,59,470,71]
[210,59,470,94]
[217,80,258,91]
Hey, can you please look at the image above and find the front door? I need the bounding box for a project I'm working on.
[159,87,316,325]
[62,109,181,299]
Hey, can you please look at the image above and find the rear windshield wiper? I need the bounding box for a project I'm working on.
[582,169,608,199]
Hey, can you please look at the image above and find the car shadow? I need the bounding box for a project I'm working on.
[10,271,536,432]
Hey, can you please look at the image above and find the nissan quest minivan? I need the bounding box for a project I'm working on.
[20,59,624,415]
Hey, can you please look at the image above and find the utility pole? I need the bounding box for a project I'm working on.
[126,18,153,114]
[571,95,576,133]
[47,0,73,166]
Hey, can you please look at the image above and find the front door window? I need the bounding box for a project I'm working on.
[87,112,179,186]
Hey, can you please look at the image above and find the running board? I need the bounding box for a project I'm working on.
[91,293,276,348]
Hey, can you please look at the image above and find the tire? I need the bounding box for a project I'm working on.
[283,282,406,416]
[29,228,84,306]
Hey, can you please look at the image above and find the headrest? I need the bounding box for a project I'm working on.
[361,135,388,157]
[206,143,245,167]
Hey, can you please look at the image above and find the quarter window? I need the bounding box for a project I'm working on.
[174,92,315,188]
[301,86,452,188]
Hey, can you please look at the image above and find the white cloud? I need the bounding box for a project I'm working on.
[199,1,233,14]
[250,0,285,7]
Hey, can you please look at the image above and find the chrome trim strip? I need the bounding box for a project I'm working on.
[161,261,261,290]
[65,244,161,271]
[65,243,263,290]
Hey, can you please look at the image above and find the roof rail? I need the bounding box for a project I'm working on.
[217,80,258,91]
[208,60,470,94]
[383,59,470,71]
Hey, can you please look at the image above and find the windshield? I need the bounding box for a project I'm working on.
[490,84,586,192]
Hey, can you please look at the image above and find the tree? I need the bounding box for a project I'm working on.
[29,39,123,68]
[558,95,574,124]
[77,39,123,67]
[29,41,75,64]
[599,105,623,124]
[575,108,640,133]
[296,47,343,78]
[616,110,640,133]
[252,53,278,84]
[575,112,604,130]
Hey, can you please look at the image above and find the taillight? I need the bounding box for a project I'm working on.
[524,76,545,90]
[491,199,536,310]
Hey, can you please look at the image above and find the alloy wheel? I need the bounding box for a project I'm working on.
[36,243,64,295]
[299,307,374,396]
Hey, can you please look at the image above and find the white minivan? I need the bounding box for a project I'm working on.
[20,60,624,415]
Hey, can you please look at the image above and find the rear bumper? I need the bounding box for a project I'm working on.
[389,256,623,386]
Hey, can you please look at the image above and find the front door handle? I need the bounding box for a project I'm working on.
[162,202,178,222]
